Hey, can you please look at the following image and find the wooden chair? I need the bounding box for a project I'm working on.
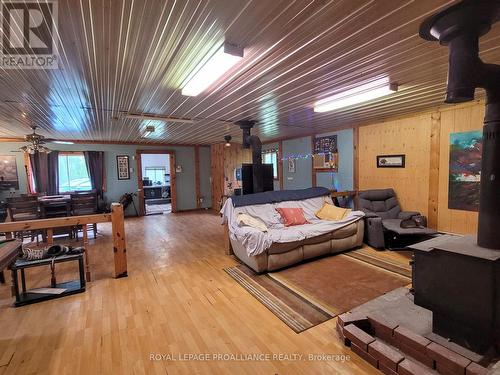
[6,196,42,243]
[71,191,98,239]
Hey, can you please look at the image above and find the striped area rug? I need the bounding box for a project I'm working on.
[225,265,333,333]
[345,247,412,277]
[225,255,410,333]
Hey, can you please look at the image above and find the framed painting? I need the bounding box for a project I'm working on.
[0,155,19,190]
[376,154,405,168]
[288,158,296,173]
[116,155,130,180]
[313,135,338,171]
[449,130,482,211]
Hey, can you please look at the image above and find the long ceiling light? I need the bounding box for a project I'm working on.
[181,42,244,97]
[314,79,398,113]
[124,113,195,124]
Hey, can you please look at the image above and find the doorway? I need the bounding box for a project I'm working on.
[136,150,176,215]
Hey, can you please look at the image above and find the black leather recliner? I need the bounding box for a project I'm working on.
[358,188,437,249]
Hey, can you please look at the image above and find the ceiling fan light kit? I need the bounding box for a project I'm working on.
[20,126,52,154]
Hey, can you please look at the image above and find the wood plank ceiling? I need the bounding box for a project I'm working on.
[0,0,499,145]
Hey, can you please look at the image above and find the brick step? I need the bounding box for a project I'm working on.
[337,313,491,375]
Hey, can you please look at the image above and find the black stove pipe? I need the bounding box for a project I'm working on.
[420,0,500,249]
[236,120,264,193]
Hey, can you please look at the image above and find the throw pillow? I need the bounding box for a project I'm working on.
[316,202,351,221]
[275,207,309,227]
[237,213,268,232]
[21,247,47,261]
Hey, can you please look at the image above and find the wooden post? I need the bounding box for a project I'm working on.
[111,203,128,278]
[311,136,317,187]
[46,229,54,245]
[82,224,91,282]
[428,112,441,230]
[195,146,201,208]
[353,126,360,209]
[278,141,284,190]
[224,223,233,255]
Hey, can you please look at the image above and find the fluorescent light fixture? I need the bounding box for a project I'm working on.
[181,42,243,97]
[143,125,156,138]
[52,141,74,144]
[314,79,398,112]
[124,112,195,124]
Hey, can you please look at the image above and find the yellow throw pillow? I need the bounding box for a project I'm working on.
[316,203,351,221]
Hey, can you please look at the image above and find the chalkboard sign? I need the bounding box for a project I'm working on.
[313,135,338,171]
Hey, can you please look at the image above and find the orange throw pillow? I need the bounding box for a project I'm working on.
[276,207,309,227]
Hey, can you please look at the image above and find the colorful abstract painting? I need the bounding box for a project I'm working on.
[449,130,482,211]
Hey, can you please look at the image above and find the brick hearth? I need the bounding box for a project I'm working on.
[336,298,496,375]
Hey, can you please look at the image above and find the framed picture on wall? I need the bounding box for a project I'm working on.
[377,154,405,168]
[116,155,130,180]
[0,155,19,190]
[288,158,296,173]
[313,135,339,171]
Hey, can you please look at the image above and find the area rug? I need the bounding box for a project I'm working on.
[224,255,410,333]
[345,247,412,277]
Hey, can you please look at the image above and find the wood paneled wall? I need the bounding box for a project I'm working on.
[210,143,251,210]
[358,101,484,234]
[437,104,484,234]
[359,114,433,218]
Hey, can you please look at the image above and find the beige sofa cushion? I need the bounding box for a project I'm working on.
[303,241,331,260]
[331,222,358,239]
[303,232,331,245]
[268,247,303,271]
[268,240,303,255]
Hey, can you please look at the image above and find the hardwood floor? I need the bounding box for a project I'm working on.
[0,211,378,375]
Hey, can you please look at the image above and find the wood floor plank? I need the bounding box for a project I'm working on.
[0,211,377,374]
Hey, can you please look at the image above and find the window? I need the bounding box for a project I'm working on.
[58,153,92,192]
[145,167,167,184]
[263,151,278,179]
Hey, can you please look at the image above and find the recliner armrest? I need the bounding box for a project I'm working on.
[398,211,428,227]
[398,211,420,220]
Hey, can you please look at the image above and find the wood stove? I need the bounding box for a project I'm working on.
[412,0,500,355]
[411,235,500,354]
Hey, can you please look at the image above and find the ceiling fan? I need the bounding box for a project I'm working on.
[19,125,54,154]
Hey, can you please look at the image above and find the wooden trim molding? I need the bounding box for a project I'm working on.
[135,150,177,215]
[353,126,359,190]
[194,146,201,208]
[278,141,284,190]
[311,136,317,187]
[427,112,441,229]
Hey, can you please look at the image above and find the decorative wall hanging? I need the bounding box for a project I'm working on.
[116,155,130,180]
[376,154,405,168]
[313,135,338,171]
[0,155,19,190]
[288,158,296,173]
[448,130,482,211]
